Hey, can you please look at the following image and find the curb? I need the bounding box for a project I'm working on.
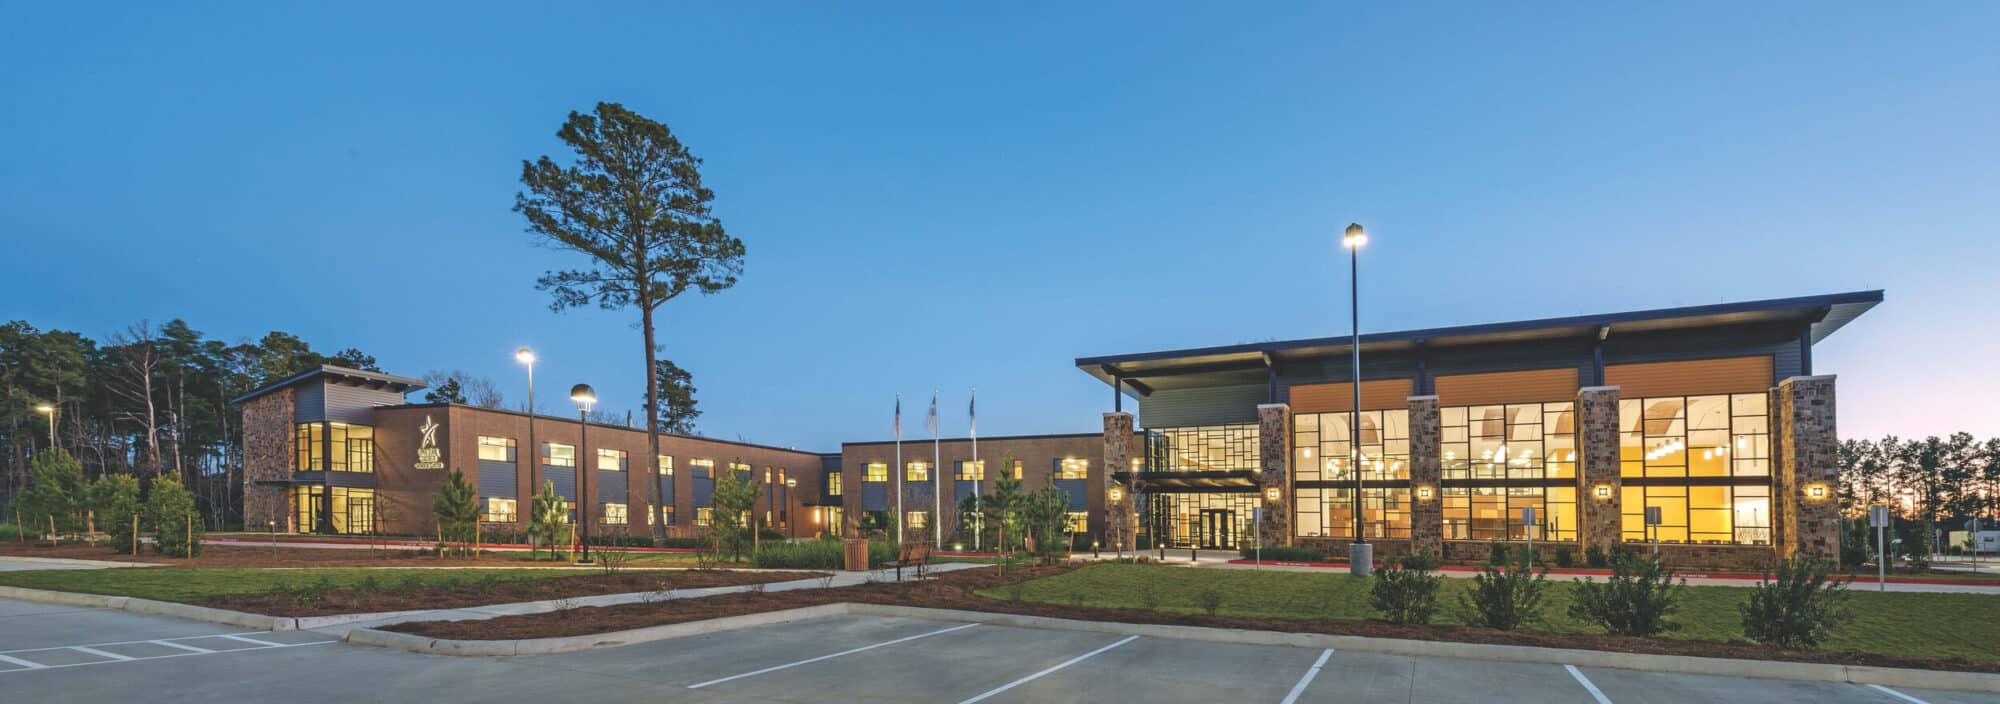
[1218,559,2000,587]
[344,603,851,656]
[0,555,159,568]
[0,585,293,630]
[842,604,2000,694]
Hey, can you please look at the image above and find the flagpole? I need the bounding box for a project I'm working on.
[895,394,903,547]
[964,388,972,552]
[932,389,942,549]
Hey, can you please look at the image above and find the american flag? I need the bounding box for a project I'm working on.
[926,390,939,435]
[968,388,976,436]
[893,394,901,439]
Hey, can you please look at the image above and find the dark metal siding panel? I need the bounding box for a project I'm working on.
[598,471,627,503]
[477,460,516,500]
[955,480,979,504]
[861,482,887,511]
[321,383,402,425]
[693,475,714,507]
[293,384,325,423]
[545,466,577,501]
[658,474,674,504]
[291,471,378,489]
[1139,383,1264,428]
[1055,479,1089,511]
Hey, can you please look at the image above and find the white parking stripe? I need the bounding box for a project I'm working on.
[957,635,1141,704]
[0,653,48,670]
[68,646,135,661]
[150,640,215,654]
[218,634,285,647]
[1280,649,1335,704]
[0,631,273,655]
[1565,665,1612,704]
[688,623,980,689]
[1868,684,1931,704]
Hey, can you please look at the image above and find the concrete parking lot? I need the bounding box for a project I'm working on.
[0,596,1991,703]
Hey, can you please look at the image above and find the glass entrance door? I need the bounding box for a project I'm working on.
[1199,509,1235,549]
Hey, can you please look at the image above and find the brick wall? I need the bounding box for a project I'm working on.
[1575,386,1621,555]
[1102,412,1136,552]
[1779,376,1840,561]
[1407,395,1442,558]
[1256,404,1290,546]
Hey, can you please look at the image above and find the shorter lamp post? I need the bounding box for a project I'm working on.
[35,403,55,447]
[786,478,798,538]
[571,383,596,565]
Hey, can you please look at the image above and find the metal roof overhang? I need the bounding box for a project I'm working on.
[1115,470,1260,491]
[230,365,429,405]
[1077,290,1882,391]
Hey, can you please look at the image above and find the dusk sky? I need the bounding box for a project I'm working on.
[3,3,1995,451]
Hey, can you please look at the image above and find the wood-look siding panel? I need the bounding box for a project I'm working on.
[1288,379,1414,413]
[1605,356,1774,398]
[1434,368,1580,406]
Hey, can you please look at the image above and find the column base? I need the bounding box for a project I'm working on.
[1349,542,1374,577]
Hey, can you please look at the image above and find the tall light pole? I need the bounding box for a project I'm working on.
[571,383,596,565]
[1343,223,1371,577]
[34,404,55,448]
[516,348,537,516]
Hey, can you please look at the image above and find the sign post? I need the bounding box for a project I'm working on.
[1870,505,1890,592]
[1644,506,1663,557]
[1521,507,1538,568]
[1251,507,1264,570]
[1968,517,1980,575]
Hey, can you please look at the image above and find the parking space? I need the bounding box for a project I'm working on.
[2,596,1993,703]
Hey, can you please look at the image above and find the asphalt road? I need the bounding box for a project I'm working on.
[0,597,1991,703]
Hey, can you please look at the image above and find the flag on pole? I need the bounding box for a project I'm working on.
[926,391,938,435]
[968,389,976,436]
[894,395,901,439]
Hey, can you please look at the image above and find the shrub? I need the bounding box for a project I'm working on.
[145,476,202,557]
[18,449,84,535]
[1741,557,1851,650]
[753,540,845,569]
[1486,542,1511,566]
[656,536,708,550]
[431,468,479,557]
[1584,545,1607,568]
[1458,550,1546,630]
[1369,550,1442,624]
[1568,554,1685,636]
[1239,545,1326,562]
[1553,546,1574,568]
[1195,588,1224,616]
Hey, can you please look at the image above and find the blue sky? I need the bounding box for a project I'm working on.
[2,3,1995,449]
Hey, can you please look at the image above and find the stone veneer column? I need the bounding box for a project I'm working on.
[1777,376,1839,561]
[1406,395,1443,558]
[1256,404,1291,547]
[1102,412,1136,553]
[1575,386,1622,556]
[240,389,296,532]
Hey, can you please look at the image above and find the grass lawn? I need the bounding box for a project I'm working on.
[0,567,597,604]
[982,563,2000,663]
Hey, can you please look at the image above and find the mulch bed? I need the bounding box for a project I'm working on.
[387,563,1999,674]
[0,541,647,569]
[203,569,824,617]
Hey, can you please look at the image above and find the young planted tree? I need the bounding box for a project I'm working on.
[516,102,746,542]
[710,461,760,560]
[19,449,84,535]
[528,480,566,559]
[432,468,480,557]
[86,474,142,553]
[146,475,202,557]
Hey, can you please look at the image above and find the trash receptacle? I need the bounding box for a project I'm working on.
[843,538,868,571]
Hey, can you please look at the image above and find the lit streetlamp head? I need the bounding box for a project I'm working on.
[1342,222,1367,249]
[786,478,797,488]
[569,383,596,411]
[35,404,54,414]
[515,348,536,365]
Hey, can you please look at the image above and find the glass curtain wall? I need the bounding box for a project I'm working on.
[1439,403,1577,541]
[1144,424,1260,549]
[1292,410,1409,539]
[1619,393,1772,544]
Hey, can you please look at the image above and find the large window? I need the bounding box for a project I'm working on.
[1616,393,1773,545]
[1620,394,1770,478]
[546,443,576,468]
[477,436,515,462]
[864,463,888,482]
[1300,486,1412,539]
[1434,403,1578,542]
[602,503,628,525]
[1293,411,1408,482]
[1057,458,1089,479]
[906,511,929,530]
[690,458,714,475]
[906,462,930,482]
[294,422,375,473]
[657,455,674,476]
[955,460,984,480]
[826,470,844,496]
[598,449,627,471]
[291,486,376,534]
[1153,424,1259,472]
[1440,485,1577,541]
[482,497,517,523]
